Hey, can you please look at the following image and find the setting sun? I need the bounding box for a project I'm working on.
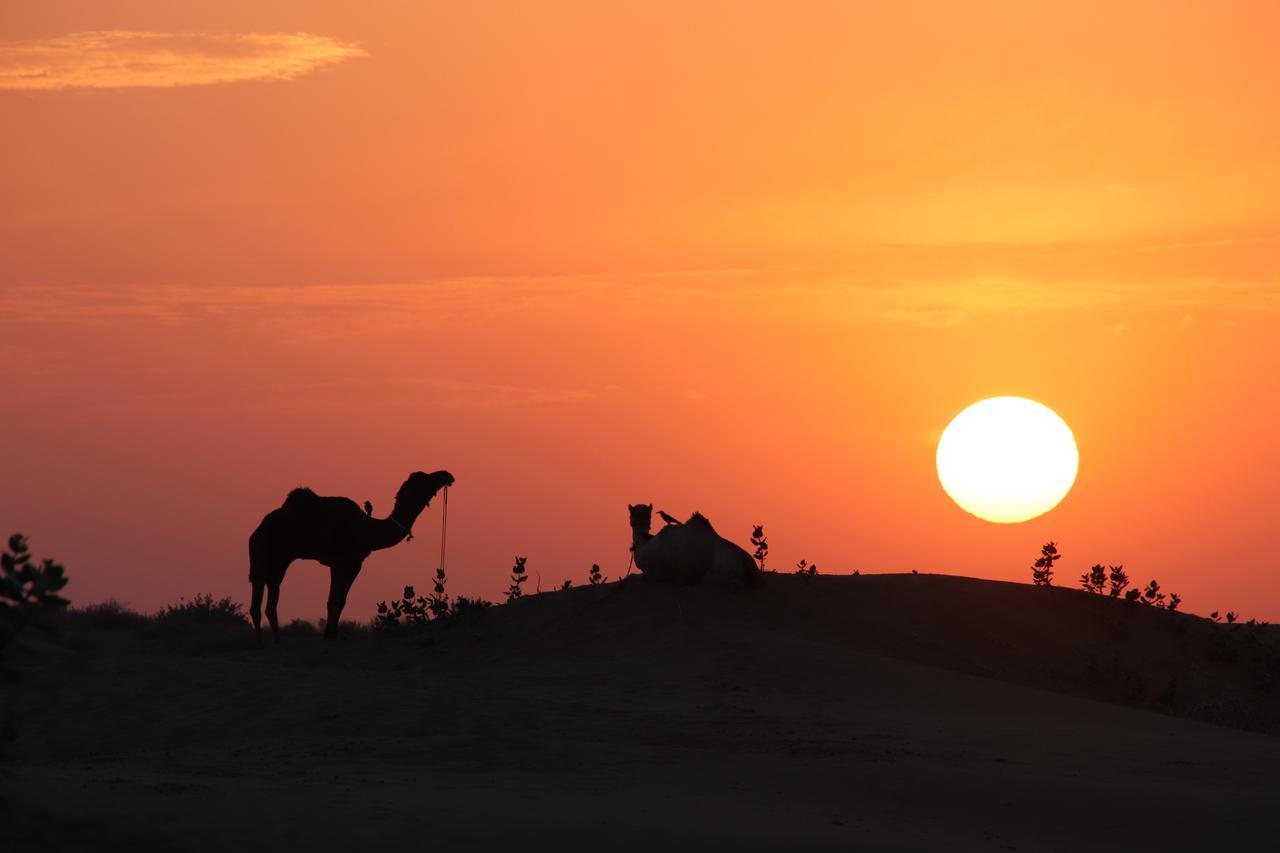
[936,397,1079,524]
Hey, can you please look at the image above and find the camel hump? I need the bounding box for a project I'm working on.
[282,487,319,512]
[686,512,713,529]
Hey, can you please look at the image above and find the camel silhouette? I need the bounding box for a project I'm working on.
[628,503,758,586]
[248,470,454,643]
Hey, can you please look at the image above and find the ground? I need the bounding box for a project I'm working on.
[5,574,1279,851]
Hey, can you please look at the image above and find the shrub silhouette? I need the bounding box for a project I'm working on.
[449,595,492,615]
[429,568,450,619]
[795,559,817,576]
[506,556,528,602]
[377,587,493,625]
[375,586,432,629]
[74,599,149,631]
[1108,565,1130,598]
[1076,559,1186,614]
[1031,542,1059,586]
[560,580,571,590]
[1080,564,1107,594]
[1226,611,1238,624]
[588,563,604,586]
[157,594,245,626]
[283,618,320,637]
[1,534,70,660]
[1140,579,1166,608]
[750,525,769,572]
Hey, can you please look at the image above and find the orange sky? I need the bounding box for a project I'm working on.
[2,1,1278,622]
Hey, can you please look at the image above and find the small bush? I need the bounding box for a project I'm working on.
[588,563,604,586]
[74,600,150,631]
[795,559,817,576]
[1,534,70,658]
[156,594,247,626]
[375,586,432,630]
[450,595,492,616]
[282,618,320,637]
[1108,565,1130,598]
[560,580,572,590]
[1031,542,1060,586]
[1080,564,1107,595]
[506,557,528,602]
[1167,592,1182,613]
[1141,580,1166,609]
[750,526,769,572]
[1124,589,1141,603]
[429,568,450,619]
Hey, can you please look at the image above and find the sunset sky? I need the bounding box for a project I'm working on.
[3,1,1278,622]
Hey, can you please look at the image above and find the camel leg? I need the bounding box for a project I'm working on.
[250,581,265,647]
[324,563,360,640]
[265,583,282,644]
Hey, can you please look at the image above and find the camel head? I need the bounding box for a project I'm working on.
[628,503,653,534]
[396,470,455,509]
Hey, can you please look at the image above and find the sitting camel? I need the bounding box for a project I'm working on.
[628,503,758,587]
[248,470,454,644]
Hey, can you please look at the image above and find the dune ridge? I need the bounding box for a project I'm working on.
[6,573,1279,851]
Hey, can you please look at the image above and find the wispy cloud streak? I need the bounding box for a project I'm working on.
[0,31,365,90]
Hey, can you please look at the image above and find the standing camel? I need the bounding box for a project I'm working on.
[248,470,454,643]
[628,503,758,586]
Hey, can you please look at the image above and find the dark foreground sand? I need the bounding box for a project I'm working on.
[6,574,1280,851]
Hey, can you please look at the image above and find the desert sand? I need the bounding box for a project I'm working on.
[6,573,1279,851]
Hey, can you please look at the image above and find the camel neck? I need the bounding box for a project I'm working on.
[393,492,431,525]
[368,498,428,550]
[630,523,652,552]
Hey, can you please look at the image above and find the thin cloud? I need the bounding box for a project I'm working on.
[1,264,1276,342]
[0,31,365,91]
[878,307,969,328]
[1099,322,1131,337]
[204,376,593,413]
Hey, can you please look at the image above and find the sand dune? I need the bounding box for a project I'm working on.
[6,574,1279,851]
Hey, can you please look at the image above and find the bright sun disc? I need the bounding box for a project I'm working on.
[936,397,1078,524]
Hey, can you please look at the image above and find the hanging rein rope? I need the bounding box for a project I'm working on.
[388,486,448,571]
[438,485,449,574]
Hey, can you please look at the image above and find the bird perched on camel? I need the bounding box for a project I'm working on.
[248,470,454,644]
[628,503,758,587]
[657,509,683,527]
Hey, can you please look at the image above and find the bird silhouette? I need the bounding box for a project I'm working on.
[657,510,682,526]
